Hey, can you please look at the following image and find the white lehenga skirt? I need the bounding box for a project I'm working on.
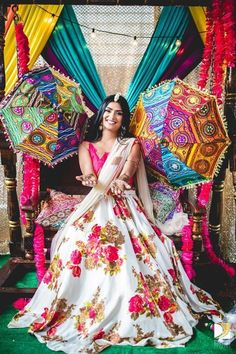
[8,191,223,354]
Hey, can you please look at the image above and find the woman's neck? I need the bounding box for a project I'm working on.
[100,130,117,144]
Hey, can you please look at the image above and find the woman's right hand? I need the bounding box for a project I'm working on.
[76,173,97,187]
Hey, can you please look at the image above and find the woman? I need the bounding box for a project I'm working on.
[8,94,223,353]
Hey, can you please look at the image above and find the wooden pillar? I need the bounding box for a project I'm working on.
[226,67,236,238]
[0,5,23,256]
[209,67,236,249]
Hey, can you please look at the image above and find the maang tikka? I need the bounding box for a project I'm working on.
[114,92,121,102]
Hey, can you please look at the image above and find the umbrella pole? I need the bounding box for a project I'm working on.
[0,5,22,257]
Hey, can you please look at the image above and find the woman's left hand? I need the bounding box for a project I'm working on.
[110,179,131,196]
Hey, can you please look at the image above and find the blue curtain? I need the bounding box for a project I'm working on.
[126,7,190,110]
[44,5,106,109]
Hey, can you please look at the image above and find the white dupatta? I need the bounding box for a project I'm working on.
[51,138,154,258]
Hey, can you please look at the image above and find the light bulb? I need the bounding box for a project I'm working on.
[91,28,96,38]
[133,36,137,46]
[175,39,182,47]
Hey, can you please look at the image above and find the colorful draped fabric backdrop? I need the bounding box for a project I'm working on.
[42,5,106,109]
[42,5,204,110]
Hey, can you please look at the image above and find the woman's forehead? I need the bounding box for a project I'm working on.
[106,101,122,111]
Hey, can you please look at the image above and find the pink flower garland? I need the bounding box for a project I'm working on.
[198,6,214,90]
[211,0,225,104]
[181,216,196,280]
[201,213,235,277]
[197,182,235,277]
[198,0,236,103]
[195,0,236,279]
[222,0,236,67]
[15,20,46,283]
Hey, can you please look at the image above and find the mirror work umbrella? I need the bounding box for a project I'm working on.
[130,79,230,189]
[0,66,92,166]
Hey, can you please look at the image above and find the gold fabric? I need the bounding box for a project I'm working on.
[189,7,206,43]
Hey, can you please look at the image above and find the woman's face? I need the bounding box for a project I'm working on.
[102,101,123,133]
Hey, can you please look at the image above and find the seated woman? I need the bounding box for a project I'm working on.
[8,94,223,354]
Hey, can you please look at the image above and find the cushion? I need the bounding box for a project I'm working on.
[149,181,183,224]
[36,189,85,229]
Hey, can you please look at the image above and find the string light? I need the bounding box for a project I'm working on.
[36,5,206,42]
[175,39,182,47]
[90,28,96,38]
[47,13,55,24]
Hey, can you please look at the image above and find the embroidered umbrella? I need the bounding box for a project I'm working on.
[0,66,92,166]
[130,78,230,188]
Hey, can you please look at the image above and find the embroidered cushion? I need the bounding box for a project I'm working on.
[36,189,85,229]
[149,181,183,223]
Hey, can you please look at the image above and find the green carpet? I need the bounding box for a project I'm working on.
[0,256,235,354]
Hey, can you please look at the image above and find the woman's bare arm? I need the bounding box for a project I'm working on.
[110,143,141,195]
[76,142,97,186]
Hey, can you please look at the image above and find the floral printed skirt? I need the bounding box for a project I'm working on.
[8,192,223,353]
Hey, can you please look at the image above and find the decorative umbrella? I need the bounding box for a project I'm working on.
[0,66,92,166]
[130,78,230,188]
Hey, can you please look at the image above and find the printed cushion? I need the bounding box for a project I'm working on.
[36,189,85,229]
[149,181,183,224]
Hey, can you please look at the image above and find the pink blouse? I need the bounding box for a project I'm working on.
[88,142,134,186]
[88,143,109,176]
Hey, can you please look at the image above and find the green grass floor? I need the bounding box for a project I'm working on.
[0,256,235,354]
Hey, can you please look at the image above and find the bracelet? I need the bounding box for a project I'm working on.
[84,173,95,180]
[118,173,130,182]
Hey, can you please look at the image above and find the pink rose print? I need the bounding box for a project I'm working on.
[168,268,177,282]
[47,327,57,337]
[129,295,144,313]
[104,245,119,262]
[131,237,142,254]
[89,308,97,319]
[164,311,173,324]
[72,265,81,277]
[113,204,122,218]
[31,321,45,332]
[157,295,171,311]
[92,224,102,235]
[70,250,82,264]
[77,323,85,332]
[43,270,53,284]
[93,329,105,340]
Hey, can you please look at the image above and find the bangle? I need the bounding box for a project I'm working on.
[84,173,95,180]
[118,173,130,182]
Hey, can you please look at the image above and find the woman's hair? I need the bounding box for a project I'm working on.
[83,94,133,142]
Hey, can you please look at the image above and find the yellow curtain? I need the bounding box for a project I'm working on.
[4,5,63,93]
[189,6,206,43]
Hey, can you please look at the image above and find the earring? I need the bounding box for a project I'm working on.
[99,124,103,131]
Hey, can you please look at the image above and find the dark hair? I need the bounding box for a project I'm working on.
[83,95,133,142]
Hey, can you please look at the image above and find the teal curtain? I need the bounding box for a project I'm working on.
[126,7,190,110]
[48,5,106,108]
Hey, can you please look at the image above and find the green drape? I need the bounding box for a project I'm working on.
[48,5,106,109]
[126,7,190,110]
